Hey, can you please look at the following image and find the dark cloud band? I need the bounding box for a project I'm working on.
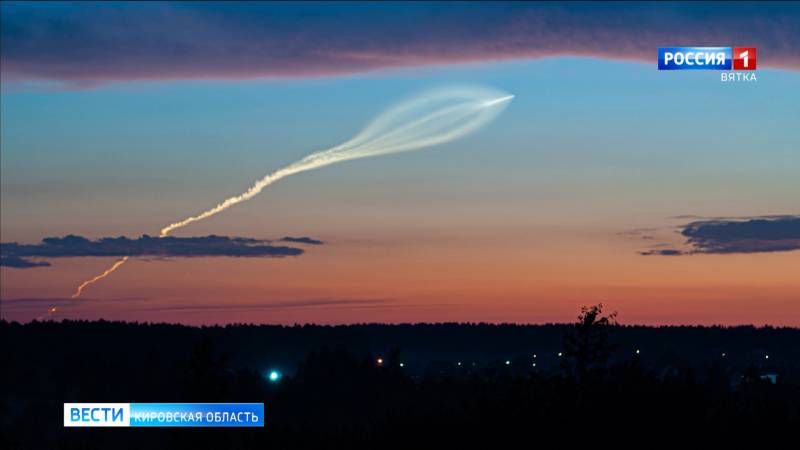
[279,236,324,245]
[1,234,321,268]
[640,216,800,256]
[2,2,798,87]
[0,255,51,268]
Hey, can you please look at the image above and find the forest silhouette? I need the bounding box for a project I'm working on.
[2,305,798,448]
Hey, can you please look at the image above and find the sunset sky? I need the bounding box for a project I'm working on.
[2,2,798,325]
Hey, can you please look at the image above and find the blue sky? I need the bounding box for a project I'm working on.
[2,2,799,325]
[3,58,798,241]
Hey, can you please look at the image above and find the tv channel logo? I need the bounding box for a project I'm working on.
[64,403,130,427]
[732,47,757,70]
[658,47,756,71]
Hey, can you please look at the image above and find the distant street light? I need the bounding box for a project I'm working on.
[268,370,281,382]
[376,357,384,365]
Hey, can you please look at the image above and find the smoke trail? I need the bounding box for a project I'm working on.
[70,86,513,299]
[160,87,512,236]
[71,256,129,299]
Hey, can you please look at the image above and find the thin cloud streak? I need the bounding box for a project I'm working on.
[1,297,454,320]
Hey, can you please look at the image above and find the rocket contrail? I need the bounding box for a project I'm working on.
[71,256,129,299]
[70,86,513,298]
[160,87,513,236]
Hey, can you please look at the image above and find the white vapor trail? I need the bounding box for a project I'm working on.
[159,86,513,236]
[69,86,513,300]
[71,256,129,299]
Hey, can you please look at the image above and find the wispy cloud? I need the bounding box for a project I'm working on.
[144,298,391,312]
[1,296,388,311]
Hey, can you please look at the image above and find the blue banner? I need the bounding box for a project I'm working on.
[658,47,732,70]
[65,403,264,427]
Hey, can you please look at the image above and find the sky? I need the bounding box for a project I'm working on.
[1,2,799,325]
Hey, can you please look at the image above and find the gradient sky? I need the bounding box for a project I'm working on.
[2,2,799,325]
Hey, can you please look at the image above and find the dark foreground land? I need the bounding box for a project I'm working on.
[2,313,799,448]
